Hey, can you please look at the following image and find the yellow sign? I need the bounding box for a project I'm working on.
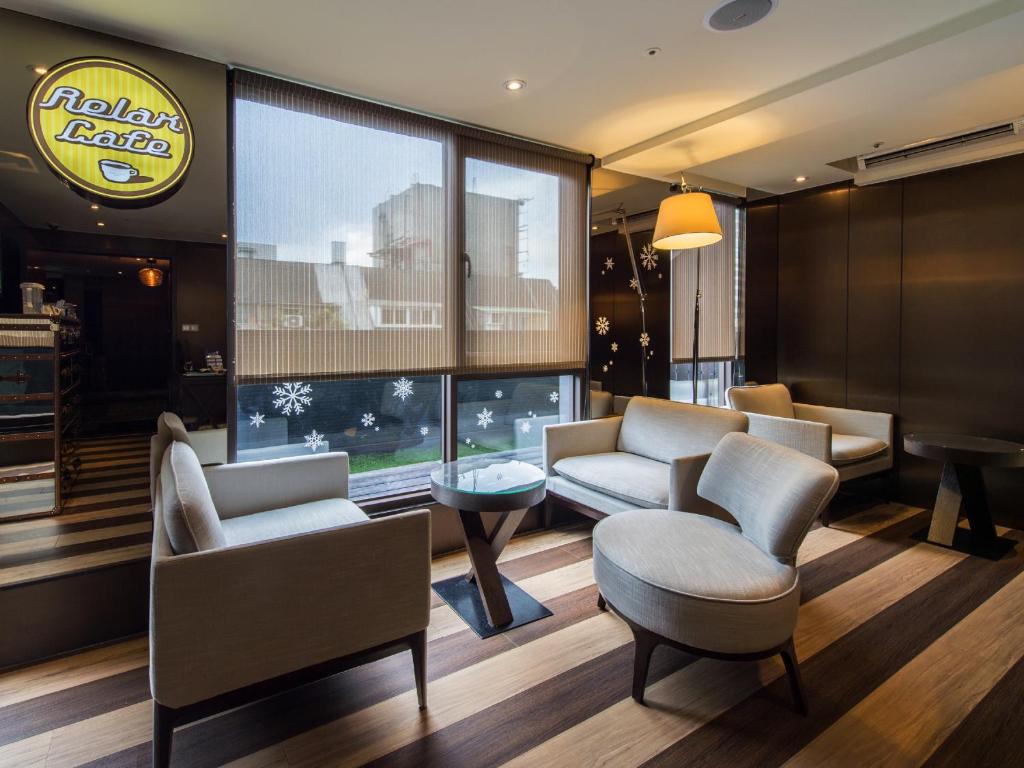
[27,57,194,207]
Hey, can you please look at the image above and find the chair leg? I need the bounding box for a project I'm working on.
[630,626,659,705]
[153,701,176,768]
[410,630,427,710]
[779,638,808,716]
[543,497,555,529]
[596,593,607,612]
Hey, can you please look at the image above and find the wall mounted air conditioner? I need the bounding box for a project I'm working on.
[853,117,1024,186]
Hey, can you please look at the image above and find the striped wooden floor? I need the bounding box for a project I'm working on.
[1,500,1021,767]
[0,435,151,589]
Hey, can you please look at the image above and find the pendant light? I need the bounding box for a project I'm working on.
[138,258,164,287]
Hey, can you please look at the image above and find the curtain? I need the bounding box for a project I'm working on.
[232,71,588,383]
[671,198,742,362]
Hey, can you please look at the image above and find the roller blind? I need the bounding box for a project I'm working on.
[671,198,742,363]
[233,71,588,382]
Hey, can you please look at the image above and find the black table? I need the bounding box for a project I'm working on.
[904,433,1024,558]
[430,457,551,638]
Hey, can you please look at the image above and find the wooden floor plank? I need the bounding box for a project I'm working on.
[783,570,1024,768]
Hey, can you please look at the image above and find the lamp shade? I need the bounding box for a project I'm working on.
[652,191,723,250]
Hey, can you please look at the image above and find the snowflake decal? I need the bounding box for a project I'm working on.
[392,377,414,402]
[494,389,504,399]
[464,438,472,445]
[304,429,325,452]
[549,391,559,403]
[610,342,619,352]
[420,426,429,436]
[604,257,615,271]
[520,420,532,434]
[639,332,650,347]
[595,316,610,335]
[628,277,639,292]
[272,382,312,416]
[640,243,658,270]
[361,413,375,427]
[249,412,265,429]
[602,364,608,373]
[477,407,494,429]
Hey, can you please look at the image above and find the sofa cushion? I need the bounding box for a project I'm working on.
[617,396,748,464]
[593,508,799,654]
[553,452,669,508]
[727,383,795,419]
[832,433,888,465]
[161,441,226,554]
[220,498,369,547]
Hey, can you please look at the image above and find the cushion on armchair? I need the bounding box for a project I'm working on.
[831,434,887,464]
[161,441,226,554]
[726,383,795,419]
[220,498,369,547]
[553,452,669,508]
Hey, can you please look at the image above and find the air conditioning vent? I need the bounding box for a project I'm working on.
[860,121,1020,169]
[849,118,1024,185]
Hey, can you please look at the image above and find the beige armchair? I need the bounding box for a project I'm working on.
[149,414,431,768]
[726,384,893,483]
[543,396,748,522]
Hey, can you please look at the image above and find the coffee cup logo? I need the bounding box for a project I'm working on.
[27,57,194,208]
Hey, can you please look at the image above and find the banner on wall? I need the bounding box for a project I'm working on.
[26,57,194,208]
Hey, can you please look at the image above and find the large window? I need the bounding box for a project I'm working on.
[670,199,745,406]
[231,72,589,500]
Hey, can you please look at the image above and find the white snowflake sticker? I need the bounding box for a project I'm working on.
[595,316,610,335]
[361,413,375,427]
[494,389,504,399]
[304,429,325,452]
[520,420,532,434]
[639,332,651,347]
[477,407,494,429]
[640,243,658,270]
[610,342,619,352]
[272,382,312,416]
[602,364,608,373]
[464,438,472,445]
[604,257,615,271]
[628,277,639,292]
[392,376,414,402]
[249,412,265,429]
[549,391,559,403]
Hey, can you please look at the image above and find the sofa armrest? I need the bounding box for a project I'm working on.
[669,453,711,512]
[202,452,349,519]
[793,403,893,446]
[150,509,430,709]
[745,412,831,463]
[543,416,623,476]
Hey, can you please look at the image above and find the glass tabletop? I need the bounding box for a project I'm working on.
[431,457,546,496]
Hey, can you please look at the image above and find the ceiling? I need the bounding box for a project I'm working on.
[2,0,1023,206]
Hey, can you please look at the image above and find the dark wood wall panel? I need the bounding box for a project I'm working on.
[743,202,779,385]
[777,187,849,406]
[899,154,1024,519]
[847,183,902,414]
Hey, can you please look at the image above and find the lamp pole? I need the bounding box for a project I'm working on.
[692,247,701,405]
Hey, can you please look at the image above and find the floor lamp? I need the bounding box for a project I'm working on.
[652,183,723,404]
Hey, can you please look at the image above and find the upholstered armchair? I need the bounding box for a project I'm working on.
[543,396,748,521]
[149,415,431,768]
[726,384,893,483]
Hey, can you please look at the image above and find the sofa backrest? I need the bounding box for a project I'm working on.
[617,396,748,464]
[726,383,794,418]
[150,412,193,504]
[698,432,839,564]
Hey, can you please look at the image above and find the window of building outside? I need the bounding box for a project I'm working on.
[231,72,588,502]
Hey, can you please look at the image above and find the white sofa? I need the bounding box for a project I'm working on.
[543,396,748,520]
[726,383,893,482]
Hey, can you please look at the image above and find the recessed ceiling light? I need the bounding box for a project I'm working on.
[136,257,143,262]
[90,204,99,210]
[794,175,807,183]
[221,233,228,239]
[96,221,105,227]
[503,79,526,91]
[28,65,48,75]
[645,47,662,57]
[117,271,123,275]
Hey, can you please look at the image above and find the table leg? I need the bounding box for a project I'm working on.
[466,507,528,584]
[927,462,963,546]
[458,509,513,628]
[956,464,997,543]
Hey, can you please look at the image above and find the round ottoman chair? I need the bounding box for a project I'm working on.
[592,433,839,713]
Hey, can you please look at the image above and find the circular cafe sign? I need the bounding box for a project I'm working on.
[27,57,194,207]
